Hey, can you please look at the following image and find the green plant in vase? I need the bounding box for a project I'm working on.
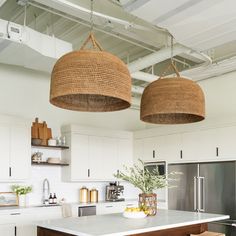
[114,160,181,216]
[11,185,33,207]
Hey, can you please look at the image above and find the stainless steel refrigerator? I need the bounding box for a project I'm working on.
[168,161,236,235]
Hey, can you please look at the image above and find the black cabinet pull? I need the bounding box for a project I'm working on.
[9,167,11,177]
[153,150,155,158]
[216,147,219,157]
[14,226,17,236]
[88,169,90,177]
[180,150,183,159]
[117,170,120,175]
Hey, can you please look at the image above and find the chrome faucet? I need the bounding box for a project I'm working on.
[42,178,50,204]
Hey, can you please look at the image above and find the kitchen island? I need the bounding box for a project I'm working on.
[37,209,229,236]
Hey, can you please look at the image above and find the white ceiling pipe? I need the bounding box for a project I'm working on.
[0,0,6,7]
[131,71,158,83]
[128,44,191,73]
[131,85,144,94]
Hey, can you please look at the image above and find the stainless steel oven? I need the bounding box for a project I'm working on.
[144,161,166,175]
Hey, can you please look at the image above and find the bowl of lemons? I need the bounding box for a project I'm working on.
[123,207,147,219]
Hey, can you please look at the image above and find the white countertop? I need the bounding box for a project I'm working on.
[36,209,229,236]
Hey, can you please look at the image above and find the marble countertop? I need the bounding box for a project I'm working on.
[36,209,229,236]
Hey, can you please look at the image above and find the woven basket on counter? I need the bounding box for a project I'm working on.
[50,33,131,112]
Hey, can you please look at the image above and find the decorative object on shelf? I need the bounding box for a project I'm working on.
[11,185,32,207]
[48,139,57,146]
[0,192,18,206]
[49,0,131,112]
[31,151,43,163]
[31,118,52,145]
[140,36,205,124]
[47,157,61,164]
[114,160,181,216]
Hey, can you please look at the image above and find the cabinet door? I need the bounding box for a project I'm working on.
[117,138,133,172]
[217,126,236,159]
[156,134,182,162]
[0,224,15,236]
[133,139,144,163]
[17,225,36,236]
[102,137,117,180]
[182,129,217,161]
[89,136,117,180]
[71,134,89,180]
[10,125,30,180]
[143,137,157,161]
[0,125,10,180]
[89,136,104,179]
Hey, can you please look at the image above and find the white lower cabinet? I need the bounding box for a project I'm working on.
[96,201,138,215]
[0,224,15,236]
[0,207,62,236]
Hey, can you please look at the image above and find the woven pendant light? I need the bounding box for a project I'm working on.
[49,1,131,112]
[140,62,205,124]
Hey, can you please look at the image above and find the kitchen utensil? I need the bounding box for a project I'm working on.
[90,188,98,203]
[39,121,48,145]
[31,117,42,139]
[47,128,52,140]
[79,186,89,203]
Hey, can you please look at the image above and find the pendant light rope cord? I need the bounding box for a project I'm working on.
[159,34,180,78]
[90,0,94,33]
[80,0,103,51]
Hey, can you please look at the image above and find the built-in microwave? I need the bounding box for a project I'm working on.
[144,161,166,176]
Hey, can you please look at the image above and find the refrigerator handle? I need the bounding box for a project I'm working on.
[199,176,205,212]
[194,176,197,211]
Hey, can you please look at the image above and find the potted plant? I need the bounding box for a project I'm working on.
[114,160,181,216]
[11,185,33,207]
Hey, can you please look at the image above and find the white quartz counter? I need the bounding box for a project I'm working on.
[36,209,229,236]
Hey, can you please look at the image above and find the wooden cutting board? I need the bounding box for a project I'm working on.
[31,117,43,139]
[39,121,48,145]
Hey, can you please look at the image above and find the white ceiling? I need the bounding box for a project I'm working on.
[123,0,236,52]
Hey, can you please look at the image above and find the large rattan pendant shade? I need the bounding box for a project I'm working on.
[140,63,205,124]
[50,33,131,112]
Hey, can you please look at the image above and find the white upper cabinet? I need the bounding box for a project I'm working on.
[156,134,182,162]
[0,125,11,181]
[142,137,157,161]
[216,126,236,159]
[0,118,30,182]
[117,138,133,171]
[133,139,144,163]
[61,125,133,181]
[10,125,31,180]
[182,129,218,161]
[70,134,89,181]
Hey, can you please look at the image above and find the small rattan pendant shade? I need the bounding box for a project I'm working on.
[140,64,205,124]
[50,33,131,112]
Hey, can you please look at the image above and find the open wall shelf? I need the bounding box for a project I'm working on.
[31,144,69,150]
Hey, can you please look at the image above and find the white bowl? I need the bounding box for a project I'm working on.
[123,211,147,219]
[47,157,60,164]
